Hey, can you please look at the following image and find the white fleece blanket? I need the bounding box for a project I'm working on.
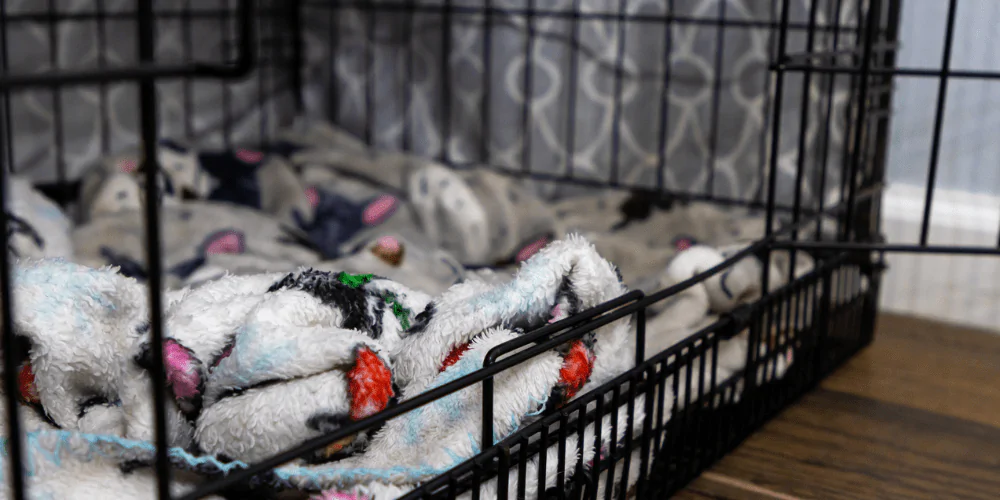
[0,236,648,500]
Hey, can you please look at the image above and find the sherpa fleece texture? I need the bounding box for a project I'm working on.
[0,236,644,500]
[155,269,430,463]
[9,259,194,447]
[257,235,638,496]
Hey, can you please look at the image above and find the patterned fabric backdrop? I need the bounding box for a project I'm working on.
[302,0,865,206]
[3,0,866,210]
[2,0,294,183]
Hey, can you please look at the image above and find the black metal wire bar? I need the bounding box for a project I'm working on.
[654,0,674,193]
[652,359,667,462]
[536,421,549,497]
[555,410,568,493]
[635,306,646,367]
[562,0,581,179]
[753,0,778,205]
[773,290,788,382]
[775,64,1000,79]
[835,4,862,241]
[497,446,510,499]
[569,406,585,499]
[0,63,249,89]
[814,0,844,241]
[440,0,453,163]
[705,0,726,197]
[137,2,172,498]
[789,0,819,283]
[618,372,637,500]
[516,434,528,499]
[470,454,483,500]
[774,240,1000,255]
[706,331,720,460]
[681,344,695,478]
[634,365,655,498]
[919,0,958,246]
[782,40,897,61]
[690,340,707,474]
[604,385,621,500]
[518,0,536,175]
[607,0,628,185]
[0,2,26,492]
[761,0,792,298]
[842,0,880,242]
[479,0,492,163]
[47,0,66,183]
[182,0,195,139]
[481,376,494,449]
[588,389,604,499]
[0,0,13,172]
[871,0,901,244]
[446,471,458,500]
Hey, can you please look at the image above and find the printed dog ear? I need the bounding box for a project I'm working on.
[163,339,205,417]
[136,339,205,418]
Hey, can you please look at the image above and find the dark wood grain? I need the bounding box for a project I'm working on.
[677,313,1000,499]
[823,313,1000,428]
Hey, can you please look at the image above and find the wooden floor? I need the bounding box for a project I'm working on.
[675,313,1000,500]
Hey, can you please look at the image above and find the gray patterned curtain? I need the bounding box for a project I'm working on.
[2,0,295,183]
[2,0,865,212]
[303,0,865,207]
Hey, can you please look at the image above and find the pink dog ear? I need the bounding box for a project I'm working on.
[305,186,320,208]
[163,339,204,417]
[362,194,398,226]
[235,148,264,164]
[203,230,246,255]
[515,235,550,263]
[118,158,138,174]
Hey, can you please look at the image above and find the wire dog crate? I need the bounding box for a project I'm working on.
[0,0,949,498]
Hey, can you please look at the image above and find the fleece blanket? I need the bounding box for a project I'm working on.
[70,116,824,299]
[0,236,648,500]
[0,118,836,498]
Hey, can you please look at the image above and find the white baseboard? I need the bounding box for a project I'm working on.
[878,183,1000,332]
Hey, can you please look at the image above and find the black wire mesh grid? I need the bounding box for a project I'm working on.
[4,0,986,498]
